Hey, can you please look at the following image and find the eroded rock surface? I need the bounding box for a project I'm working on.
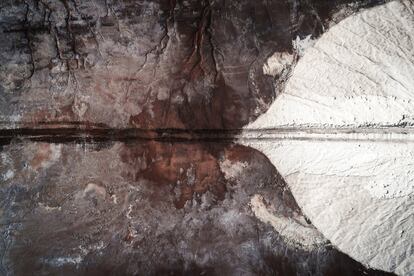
[0,0,389,129]
[0,0,401,275]
[0,141,392,275]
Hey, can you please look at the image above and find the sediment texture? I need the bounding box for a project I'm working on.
[0,0,406,275]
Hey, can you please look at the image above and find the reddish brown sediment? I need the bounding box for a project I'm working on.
[0,140,394,275]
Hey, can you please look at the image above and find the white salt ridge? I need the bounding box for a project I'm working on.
[42,242,106,267]
[292,35,316,57]
[243,1,414,274]
[38,202,61,212]
[262,52,293,77]
[219,159,248,180]
[250,194,327,250]
[2,170,14,181]
[44,256,83,267]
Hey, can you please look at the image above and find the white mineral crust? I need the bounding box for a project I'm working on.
[244,1,414,274]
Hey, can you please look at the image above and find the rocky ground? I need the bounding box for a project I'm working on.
[0,0,401,275]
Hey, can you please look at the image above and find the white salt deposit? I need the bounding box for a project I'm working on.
[2,170,14,181]
[219,159,248,180]
[263,52,294,77]
[243,1,414,274]
[250,194,326,249]
[292,35,316,57]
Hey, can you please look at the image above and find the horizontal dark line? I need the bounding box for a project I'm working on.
[1,125,414,146]
[0,128,238,145]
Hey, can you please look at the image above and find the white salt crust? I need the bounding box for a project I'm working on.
[244,1,414,274]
